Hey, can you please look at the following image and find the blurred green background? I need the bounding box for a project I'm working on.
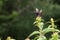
[0,0,60,40]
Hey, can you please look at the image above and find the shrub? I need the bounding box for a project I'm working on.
[25,8,60,40]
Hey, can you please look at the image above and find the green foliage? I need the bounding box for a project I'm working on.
[0,0,60,40]
[26,8,60,40]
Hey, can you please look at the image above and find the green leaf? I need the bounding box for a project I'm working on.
[33,37,39,40]
[42,28,52,34]
[28,31,40,37]
[37,36,47,40]
[42,28,60,34]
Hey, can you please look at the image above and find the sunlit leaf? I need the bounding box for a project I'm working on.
[42,28,60,34]
[28,31,40,37]
[37,36,47,40]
